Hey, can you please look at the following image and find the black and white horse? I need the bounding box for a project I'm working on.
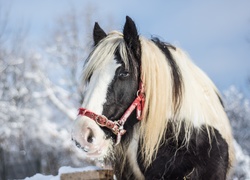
[72,16,234,180]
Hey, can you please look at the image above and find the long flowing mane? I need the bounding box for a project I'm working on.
[82,31,234,169]
[139,37,234,167]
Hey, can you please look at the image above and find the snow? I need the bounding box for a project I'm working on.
[24,166,101,180]
[25,174,55,180]
[231,141,250,180]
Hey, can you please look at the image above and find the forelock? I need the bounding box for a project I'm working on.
[82,31,130,84]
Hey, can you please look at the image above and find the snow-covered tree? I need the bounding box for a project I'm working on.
[224,86,250,155]
[223,86,250,179]
[0,4,97,179]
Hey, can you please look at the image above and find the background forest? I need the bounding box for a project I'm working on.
[0,2,249,180]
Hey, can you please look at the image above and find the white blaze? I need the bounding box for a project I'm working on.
[72,57,120,158]
[82,59,120,113]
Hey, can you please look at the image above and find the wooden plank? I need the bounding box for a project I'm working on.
[60,169,114,180]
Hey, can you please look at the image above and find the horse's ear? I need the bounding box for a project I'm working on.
[123,16,141,60]
[93,22,107,46]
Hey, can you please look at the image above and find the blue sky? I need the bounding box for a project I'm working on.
[2,0,250,92]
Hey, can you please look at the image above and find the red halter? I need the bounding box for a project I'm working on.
[78,82,145,145]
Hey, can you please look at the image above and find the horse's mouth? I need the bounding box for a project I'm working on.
[84,149,103,158]
[72,138,110,158]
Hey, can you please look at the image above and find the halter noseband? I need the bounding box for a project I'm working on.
[78,81,145,145]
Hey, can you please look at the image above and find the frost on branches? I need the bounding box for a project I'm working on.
[0,48,88,179]
[0,6,96,179]
[223,86,250,179]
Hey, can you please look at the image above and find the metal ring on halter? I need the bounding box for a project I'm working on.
[111,121,119,135]
[137,90,145,98]
[137,90,141,96]
[114,132,122,146]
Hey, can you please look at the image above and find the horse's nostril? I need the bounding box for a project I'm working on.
[85,127,96,144]
[87,131,94,143]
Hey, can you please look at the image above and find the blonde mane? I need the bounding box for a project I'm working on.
[82,31,129,84]
[139,37,234,168]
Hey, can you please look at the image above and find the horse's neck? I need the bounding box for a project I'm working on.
[126,126,144,179]
[113,124,145,180]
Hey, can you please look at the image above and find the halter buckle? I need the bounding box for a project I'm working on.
[95,115,108,127]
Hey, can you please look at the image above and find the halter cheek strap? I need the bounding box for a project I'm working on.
[78,81,145,145]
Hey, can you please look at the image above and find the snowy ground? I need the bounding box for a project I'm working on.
[24,166,101,180]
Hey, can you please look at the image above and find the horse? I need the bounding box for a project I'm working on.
[71,16,234,180]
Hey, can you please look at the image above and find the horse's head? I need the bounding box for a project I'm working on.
[71,16,142,158]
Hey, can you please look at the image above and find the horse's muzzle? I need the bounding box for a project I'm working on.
[71,116,111,158]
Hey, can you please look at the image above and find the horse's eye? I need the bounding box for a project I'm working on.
[118,71,130,79]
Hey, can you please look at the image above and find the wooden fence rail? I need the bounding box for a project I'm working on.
[60,169,114,180]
